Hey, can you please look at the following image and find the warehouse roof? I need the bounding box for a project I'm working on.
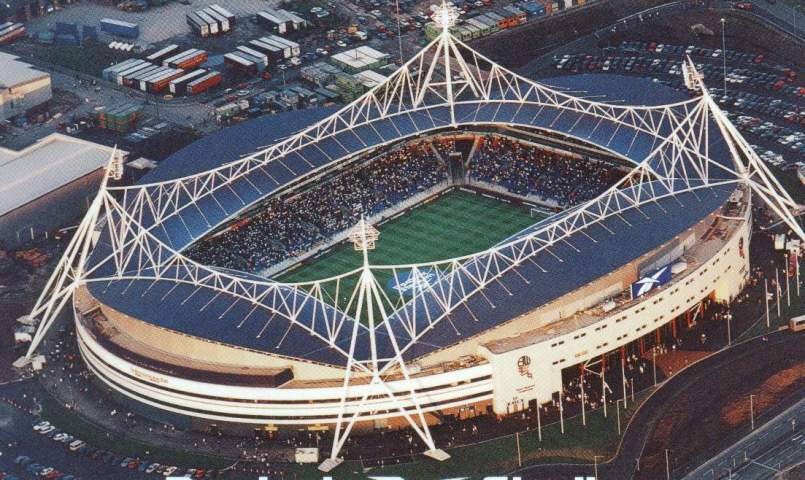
[0,134,119,217]
[0,52,50,88]
[331,46,389,70]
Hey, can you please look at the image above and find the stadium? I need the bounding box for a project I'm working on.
[21,6,804,470]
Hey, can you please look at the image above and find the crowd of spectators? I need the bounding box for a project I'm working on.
[469,136,623,206]
[188,135,626,274]
[187,143,448,273]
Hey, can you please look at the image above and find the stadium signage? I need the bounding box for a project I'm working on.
[387,268,440,296]
[630,264,672,299]
[131,367,167,385]
[516,355,532,379]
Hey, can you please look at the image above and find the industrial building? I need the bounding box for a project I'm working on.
[0,52,52,122]
[0,133,121,247]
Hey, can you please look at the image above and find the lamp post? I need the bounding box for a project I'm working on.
[749,394,755,430]
[594,455,603,480]
[720,18,727,96]
[666,449,672,480]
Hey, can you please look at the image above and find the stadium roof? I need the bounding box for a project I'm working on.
[88,181,733,366]
[79,31,741,369]
[0,134,118,218]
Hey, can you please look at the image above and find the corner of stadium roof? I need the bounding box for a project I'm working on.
[540,74,688,107]
[140,107,339,183]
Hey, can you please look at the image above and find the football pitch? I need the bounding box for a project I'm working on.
[277,189,544,289]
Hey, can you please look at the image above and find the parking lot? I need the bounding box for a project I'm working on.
[539,7,804,169]
[24,0,281,45]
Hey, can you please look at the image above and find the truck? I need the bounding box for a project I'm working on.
[100,18,139,39]
[187,71,222,95]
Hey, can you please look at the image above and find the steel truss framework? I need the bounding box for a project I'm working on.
[21,7,805,466]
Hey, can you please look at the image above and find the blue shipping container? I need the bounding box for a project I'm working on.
[100,18,140,39]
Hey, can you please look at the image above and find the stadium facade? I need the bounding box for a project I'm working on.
[21,6,804,469]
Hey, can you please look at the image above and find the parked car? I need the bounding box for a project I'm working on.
[68,440,85,452]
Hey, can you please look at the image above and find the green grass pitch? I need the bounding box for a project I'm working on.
[277,190,545,301]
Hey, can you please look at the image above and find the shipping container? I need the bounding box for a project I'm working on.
[257,36,291,58]
[260,35,299,58]
[249,39,284,61]
[100,18,140,39]
[126,65,165,85]
[141,68,184,93]
[224,52,257,75]
[95,103,143,132]
[187,12,210,37]
[203,8,230,33]
[146,44,179,62]
[0,23,25,44]
[119,64,156,86]
[102,58,142,81]
[187,71,221,95]
[115,60,151,84]
[503,6,527,25]
[275,9,306,31]
[257,10,289,34]
[169,69,207,95]
[163,49,207,69]
[175,51,208,70]
[208,4,236,26]
[195,10,219,35]
[236,46,268,68]
[268,35,300,56]
[162,49,195,66]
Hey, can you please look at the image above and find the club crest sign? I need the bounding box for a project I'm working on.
[387,268,440,296]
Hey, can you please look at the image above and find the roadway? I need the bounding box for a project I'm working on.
[510,330,804,480]
[684,398,805,480]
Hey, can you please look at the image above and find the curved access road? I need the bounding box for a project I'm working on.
[510,330,804,480]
